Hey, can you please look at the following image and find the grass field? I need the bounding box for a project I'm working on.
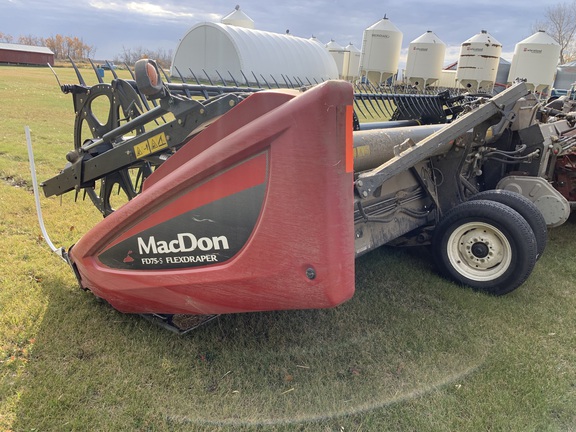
[1,65,576,431]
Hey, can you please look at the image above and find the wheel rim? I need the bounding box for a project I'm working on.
[446,222,512,281]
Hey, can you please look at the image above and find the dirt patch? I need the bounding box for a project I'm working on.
[2,175,32,190]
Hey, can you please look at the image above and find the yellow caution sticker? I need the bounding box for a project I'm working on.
[353,145,371,159]
[134,132,168,159]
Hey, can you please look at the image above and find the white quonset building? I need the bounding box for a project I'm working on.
[171,8,338,84]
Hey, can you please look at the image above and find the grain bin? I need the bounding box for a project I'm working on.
[456,30,502,92]
[359,16,402,85]
[221,5,255,29]
[405,30,446,90]
[326,40,346,77]
[343,43,361,81]
[507,30,561,93]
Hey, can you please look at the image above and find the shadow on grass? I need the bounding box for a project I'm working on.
[12,246,502,430]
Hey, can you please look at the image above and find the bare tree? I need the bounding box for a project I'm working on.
[533,1,576,64]
[0,32,13,43]
[152,47,174,69]
[0,31,94,59]
[114,46,173,68]
[17,34,43,46]
[114,46,146,66]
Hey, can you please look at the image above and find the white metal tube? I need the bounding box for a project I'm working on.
[25,126,67,261]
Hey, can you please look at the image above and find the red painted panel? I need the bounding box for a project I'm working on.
[69,81,355,315]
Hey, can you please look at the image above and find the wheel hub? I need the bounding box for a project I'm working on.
[458,229,503,270]
[471,242,489,258]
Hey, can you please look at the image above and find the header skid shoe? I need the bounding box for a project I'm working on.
[68,81,356,315]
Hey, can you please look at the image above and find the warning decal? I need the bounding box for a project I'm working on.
[134,132,168,159]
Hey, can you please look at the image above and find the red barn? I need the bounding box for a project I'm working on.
[0,42,54,66]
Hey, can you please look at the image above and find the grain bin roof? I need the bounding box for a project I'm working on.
[171,22,338,83]
[221,5,255,29]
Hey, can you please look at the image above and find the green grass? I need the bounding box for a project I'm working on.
[1,65,576,431]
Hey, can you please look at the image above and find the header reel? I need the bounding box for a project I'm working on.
[45,59,251,216]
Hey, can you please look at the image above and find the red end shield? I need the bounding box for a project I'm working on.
[68,81,355,315]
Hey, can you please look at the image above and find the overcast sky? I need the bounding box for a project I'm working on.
[1,0,550,65]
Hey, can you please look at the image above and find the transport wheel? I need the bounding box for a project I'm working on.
[468,189,547,259]
[432,200,537,296]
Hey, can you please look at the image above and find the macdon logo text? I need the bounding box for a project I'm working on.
[137,233,230,254]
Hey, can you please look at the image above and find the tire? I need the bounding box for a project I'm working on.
[432,200,537,296]
[468,189,547,259]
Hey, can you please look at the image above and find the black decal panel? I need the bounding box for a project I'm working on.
[98,184,265,269]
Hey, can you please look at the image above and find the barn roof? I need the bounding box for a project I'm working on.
[0,42,54,55]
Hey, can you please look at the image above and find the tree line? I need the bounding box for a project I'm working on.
[112,46,173,69]
[0,32,96,60]
[0,32,173,67]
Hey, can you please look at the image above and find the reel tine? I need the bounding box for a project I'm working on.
[189,69,201,85]
[365,94,380,117]
[124,62,135,79]
[251,71,262,88]
[376,88,395,118]
[402,95,419,120]
[359,94,374,119]
[391,93,403,119]
[259,74,272,89]
[158,64,172,83]
[228,71,240,87]
[424,95,442,121]
[69,56,86,86]
[371,88,389,118]
[384,96,396,119]
[270,74,281,88]
[88,58,104,84]
[105,60,119,80]
[202,69,215,86]
[416,93,436,120]
[189,69,210,99]
[413,94,430,120]
[240,70,250,86]
[215,70,228,87]
[393,94,409,120]
[174,66,191,98]
[403,94,420,120]
[47,63,64,91]
[363,81,381,117]
[432,93,447,119]
[353,98,367,118]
